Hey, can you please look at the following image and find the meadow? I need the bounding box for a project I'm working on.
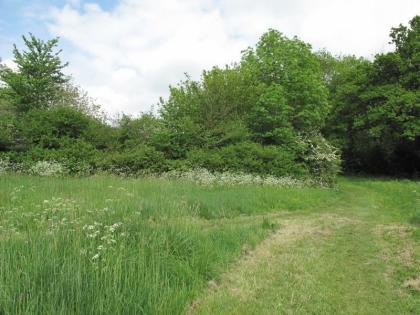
[0,175,419,314]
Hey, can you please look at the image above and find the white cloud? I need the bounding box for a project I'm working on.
[1,58,17,71]
[47,0,420,115]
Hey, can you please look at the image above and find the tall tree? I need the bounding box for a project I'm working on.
[323,15,420,175]
[0,34,69,112]
[242,29,330,143]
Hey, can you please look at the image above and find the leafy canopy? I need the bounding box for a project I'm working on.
[0,33,69,112]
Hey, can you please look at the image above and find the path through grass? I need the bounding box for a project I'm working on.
[191,179,420,314]
[0,175,418,314]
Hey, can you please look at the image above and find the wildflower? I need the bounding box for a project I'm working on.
[109,222,122,232]
[30,160,67,177]
[87,232,98,238]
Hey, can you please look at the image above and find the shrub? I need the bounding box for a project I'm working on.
[4,139,98,176]
[0,106,16,151]
[97,145,169,175]
[187,141,307,177]
[298,133,341,186]
[55,139,97,175]
[18,107,92,149]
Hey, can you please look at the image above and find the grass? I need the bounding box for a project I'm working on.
[0,175,419,314]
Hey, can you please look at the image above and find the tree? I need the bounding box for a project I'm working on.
[0,33,69,112]
[389,15,420,90]
[320,55,371,169]
[158,30,339,180]
[117,113,163,148]
[323,15,420,175]
[55,82,106,120]
[248,83,295,146]
[160,67,255,157]
[242,30,330,134]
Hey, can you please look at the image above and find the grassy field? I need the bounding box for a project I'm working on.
[0,175,419,314]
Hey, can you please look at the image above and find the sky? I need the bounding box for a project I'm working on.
[1,0,419,115]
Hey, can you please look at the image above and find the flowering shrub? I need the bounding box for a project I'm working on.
[298,133,341,186]
[30,160,67,177]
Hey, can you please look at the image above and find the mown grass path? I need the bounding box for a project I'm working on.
[190,180,420,314]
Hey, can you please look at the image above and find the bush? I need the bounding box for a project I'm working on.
[18,107,92,149]
[0,107,16,150]
[97,145,169,175]
[187,141,307,177]
[298,133,341,186]
[1,139,98,176]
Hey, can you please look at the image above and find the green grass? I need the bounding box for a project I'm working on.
[0,175,419,314]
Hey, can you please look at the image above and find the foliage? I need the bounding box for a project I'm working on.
[3,16,419,179]
[159,66,255,158]
[117,113,163,149]
[29,160,67,176]
[322,15,420,176]
[0,92,16,150]
[248,83,296,146]
[0,34,69,112]
[187,141,307,177]
[18,106,92,148]
[242,29,330,133]
[157,30,338,182]
[97,145,169,175]
[55,82,106,120]
[298,133,341,186]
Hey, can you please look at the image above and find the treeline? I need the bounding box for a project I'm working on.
[321,16,419,175]
[0,16,418,182]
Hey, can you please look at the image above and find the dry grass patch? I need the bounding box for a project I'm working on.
[402,277,420,291]
[375,223,420,296]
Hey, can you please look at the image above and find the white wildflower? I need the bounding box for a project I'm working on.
[30,161,67,177]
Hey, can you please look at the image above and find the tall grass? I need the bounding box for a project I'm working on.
[0,175,418,314]
[0,175,335,314]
